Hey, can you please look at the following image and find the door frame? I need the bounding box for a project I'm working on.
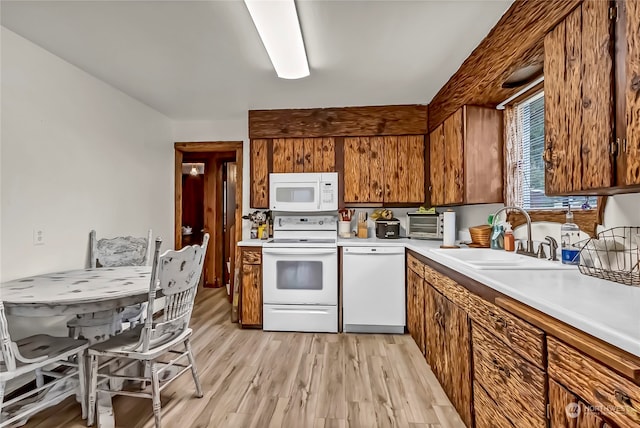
[174,141,243,288]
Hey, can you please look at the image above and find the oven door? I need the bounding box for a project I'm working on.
[262,247,338,305]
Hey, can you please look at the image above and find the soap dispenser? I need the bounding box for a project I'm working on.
[561,206,580,265]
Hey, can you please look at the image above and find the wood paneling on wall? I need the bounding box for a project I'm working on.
[249,105,428,139]
[428,0,582,131]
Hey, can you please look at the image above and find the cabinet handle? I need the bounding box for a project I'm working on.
[543,148,554,170]
[610,139,620,156]
[615,390,640,421]
[434,311,444,329]
[491,314,507,330]
[492,358,511,378]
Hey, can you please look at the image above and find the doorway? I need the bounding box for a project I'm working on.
[175,142,243,300]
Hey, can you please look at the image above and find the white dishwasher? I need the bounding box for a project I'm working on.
[342,246,406,334]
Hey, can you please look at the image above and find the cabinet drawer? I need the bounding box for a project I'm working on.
[242,249,262,265]
[548,337,640,428]
[472,325,546,428]
[468,293,544,368]
[407,253,425,278]
[474,381,515,428]
[423,264,468,308]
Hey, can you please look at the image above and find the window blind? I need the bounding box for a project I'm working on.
[506,93,597,210]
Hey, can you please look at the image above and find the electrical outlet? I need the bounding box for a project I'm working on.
[33,228,45,246]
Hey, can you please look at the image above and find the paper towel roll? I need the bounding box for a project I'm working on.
[443,210,456,247]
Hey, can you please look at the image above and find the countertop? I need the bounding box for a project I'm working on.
[238,236,640,356]
[367,239,640,357]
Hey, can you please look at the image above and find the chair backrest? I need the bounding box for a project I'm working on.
[137,234,209,353]
[90,229,153,268]
[0,301,16,372]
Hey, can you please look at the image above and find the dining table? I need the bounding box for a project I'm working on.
[0,265,153,427]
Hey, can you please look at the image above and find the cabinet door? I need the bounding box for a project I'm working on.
[429,125,445,206]
[406,268,425,354]
[344,136,384,203]
[241,260,262,326]
[344,135,425,204]
[250,139,269,208]
[621,0,640,186]
[394,135,426,203]
[544,0,614,194]
[549,379,614,428]
[425,284,473,427]
[273,137,335,174]
[443,294,473,427]
[443,109,464,205]
[425,282,446,383]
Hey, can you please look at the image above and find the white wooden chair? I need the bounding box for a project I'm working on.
[0,301,89,427]
[87,234,209,428]
[68,229,153,339]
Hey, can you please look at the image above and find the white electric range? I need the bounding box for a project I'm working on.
[262,214,338,333]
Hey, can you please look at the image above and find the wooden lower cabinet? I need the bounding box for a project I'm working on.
[474,381,515,428]
[425,281,473,427]
[406,250,640,428]
[548,337,640,428]
[549,379,614,428]
[406,267,425,354]
[472,324,546,427]
[240,247,262,327]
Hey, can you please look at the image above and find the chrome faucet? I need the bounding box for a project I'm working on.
[491,206,535,256]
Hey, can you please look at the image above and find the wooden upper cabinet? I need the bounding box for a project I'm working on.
[429,125,445,206]
[443,109,464,205]
[429,105,503,206]
[544,0,615,195]
[249,137,336,208]
[619,0,640,186]
[343,135,425,204]
[344,136,383,203]
[250,139,269,208]
[272,137,335,174]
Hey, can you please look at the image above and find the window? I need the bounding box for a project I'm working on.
[505,92,597,210]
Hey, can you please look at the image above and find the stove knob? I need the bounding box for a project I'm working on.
[319,221,324,225]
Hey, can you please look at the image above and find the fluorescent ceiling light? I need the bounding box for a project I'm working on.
[244,0,310,79]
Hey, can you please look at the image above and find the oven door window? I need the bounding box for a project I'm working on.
[275,186,316,203]
[276,260,323,290]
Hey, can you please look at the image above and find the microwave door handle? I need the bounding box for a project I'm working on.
[317,181,321,209]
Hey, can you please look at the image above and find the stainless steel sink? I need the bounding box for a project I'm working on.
[429,248,575,270]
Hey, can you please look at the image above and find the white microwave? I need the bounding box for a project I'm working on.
[269,172,338,212]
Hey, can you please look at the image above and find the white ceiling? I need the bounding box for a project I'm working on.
[1,0,513,121]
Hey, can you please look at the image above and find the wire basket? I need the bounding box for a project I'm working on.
[577,227,640,286]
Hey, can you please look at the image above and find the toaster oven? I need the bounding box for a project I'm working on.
[407,212,443,240]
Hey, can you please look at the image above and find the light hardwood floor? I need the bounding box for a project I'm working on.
[24,288,465,428]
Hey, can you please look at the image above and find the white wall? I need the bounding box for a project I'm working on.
[1,28,174,336]
[172,119,252,239]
